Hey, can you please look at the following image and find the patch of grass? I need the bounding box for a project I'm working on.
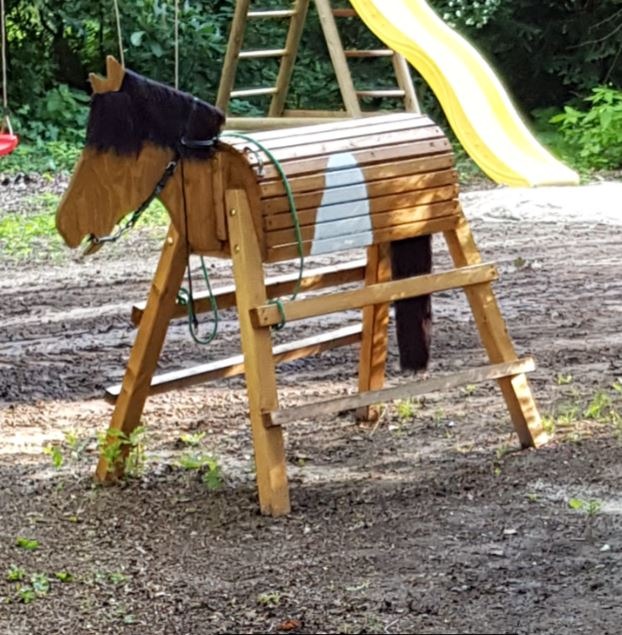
[0,210,63,260]
[0,140,82,174]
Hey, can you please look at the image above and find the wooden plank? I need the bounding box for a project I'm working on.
[224,116,353,130]
[265,357,537,426]
[216,0,251,111]
[345,49,394,57]
[231,87,279,98]
[248,10,296,18]
[254,144,453,181]
[239,48,288,59]
[357,243,392,420]
[315,0,361,115]
[95,226,188,482]
[267,214,459,262]
[106,325,363,400]
[357,89,405,98]
[269,0,310,116]
[262,171,458,216]
[131,259,367,326]
[227,187,289,516]
[253,262,498,327]
[393,54,420,112]
[225,113,435,154]
[442,209,547,448]
[227,111,417,143]
[259,151,455,196]
[265,199,459,248]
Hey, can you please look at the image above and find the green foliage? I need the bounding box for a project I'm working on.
[178,451,222,489]
[98,426,146,478]
[550,86,622,170]
[15,536,39,551]
[6,565,26,582]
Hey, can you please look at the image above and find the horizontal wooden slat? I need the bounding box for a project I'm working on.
[238,48,288,59]
[248,10,296,18]
[224,116,351,131]
[266,214,459,262]
[345,49,394,58]
[259,154,456,199]
[332,8,357,17]
[224,113,435,155]
[357,89,405,98]
[131,259,367,326]
[264,357,536,426]
[253,261,496,327]
[227,126,447,169]
[263,170,458,216]
[265,199,458,248]
[105,325,363,401]
[230,87,278,98]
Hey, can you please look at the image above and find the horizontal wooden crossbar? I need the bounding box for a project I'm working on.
[264,357,537,426]
[131,259,367,326]
[105,324,363,402]
[252,263,498,327]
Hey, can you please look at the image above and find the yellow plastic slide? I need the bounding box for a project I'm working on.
[349,0,579,187]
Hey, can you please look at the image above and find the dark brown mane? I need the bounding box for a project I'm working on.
[85,69,225,159]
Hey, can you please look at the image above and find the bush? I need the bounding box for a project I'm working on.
[550,86,622,171]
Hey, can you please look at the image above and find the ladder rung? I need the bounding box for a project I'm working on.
[264,358,537,426]
[345,49,394,58]
[230,87,279,98]
[332,8,357,17]
[248,10,297,19]
[356,89,406,98]
[239,49,288,59]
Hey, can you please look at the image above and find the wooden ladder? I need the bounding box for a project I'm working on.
[216,0,419,129]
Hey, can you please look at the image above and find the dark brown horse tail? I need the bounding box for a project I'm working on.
[390,235,432,371]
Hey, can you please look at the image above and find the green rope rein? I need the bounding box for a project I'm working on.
[178,131,306,342]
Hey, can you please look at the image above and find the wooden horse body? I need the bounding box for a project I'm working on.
[57,58,546,516]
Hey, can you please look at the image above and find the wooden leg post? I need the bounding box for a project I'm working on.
[96,226,189,481]
[443,210,547,447]
[226,188,290,516]
[357,243,392,420]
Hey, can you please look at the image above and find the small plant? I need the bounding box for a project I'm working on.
[54,571,73,583]
[15,537,39,551]
[179,452,222,490]
[257,591,281,607]
[179,431,206,447]
[6,565,26,582]
[30,573,50,595]
[16,585,36,604]
[584,391,612,421]
[98,426,146,477]
[569,497,602,541]
[461,384,478,396]
[556,373,573,386]
[395,398,418,421]
[43,443,64,469]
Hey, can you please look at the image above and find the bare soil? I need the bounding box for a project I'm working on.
[1,175,621,634]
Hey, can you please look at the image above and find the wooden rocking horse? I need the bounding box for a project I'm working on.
[57,57,546,516]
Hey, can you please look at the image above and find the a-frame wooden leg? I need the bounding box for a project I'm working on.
[443,209,548,448]
[226,188,290,516]
[357,243,392,421]
[96,225,189,481]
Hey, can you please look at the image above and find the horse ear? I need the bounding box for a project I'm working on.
[89,56,125,94]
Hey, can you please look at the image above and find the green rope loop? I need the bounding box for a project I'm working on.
[177,256,219,345]
[221,131,305,330]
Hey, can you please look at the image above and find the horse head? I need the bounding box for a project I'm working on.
[56,56,225,249]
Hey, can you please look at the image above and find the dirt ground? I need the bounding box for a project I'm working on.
[1,174,621,634]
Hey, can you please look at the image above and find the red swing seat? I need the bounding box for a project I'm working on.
[0,131,18,156]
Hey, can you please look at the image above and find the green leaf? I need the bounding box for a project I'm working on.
[130,31,146,47]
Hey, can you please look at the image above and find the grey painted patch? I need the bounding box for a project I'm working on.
[311,153,372,255]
